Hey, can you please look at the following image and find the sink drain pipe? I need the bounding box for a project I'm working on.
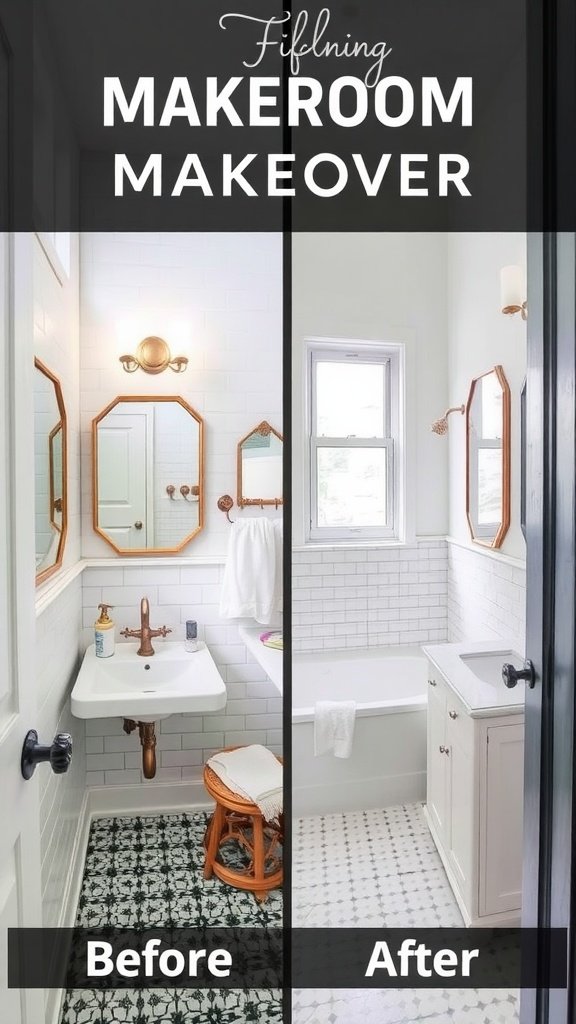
[123,718,157,779]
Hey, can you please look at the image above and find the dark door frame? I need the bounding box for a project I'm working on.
[523,0,576,1019]
[523,232,564,1024]
[524,230,576,1020]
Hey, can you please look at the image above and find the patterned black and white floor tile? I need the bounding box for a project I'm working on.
[292,803,519,1024]
[61,989,283,1024]
[60,811,282,1024]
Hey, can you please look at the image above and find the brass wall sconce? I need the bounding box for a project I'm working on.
[500,265,527,320]
[119,336,188,375]
[431,405,465,436]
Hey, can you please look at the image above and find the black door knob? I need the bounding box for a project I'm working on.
[502,660,536,690]
[21,730,73,780]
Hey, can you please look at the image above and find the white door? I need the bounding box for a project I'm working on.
[97,410,150,548]
[0,235,45,1021]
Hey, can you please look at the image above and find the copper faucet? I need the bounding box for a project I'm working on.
[120,597,172,656]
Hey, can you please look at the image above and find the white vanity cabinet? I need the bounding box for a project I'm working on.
[424,658,524,927]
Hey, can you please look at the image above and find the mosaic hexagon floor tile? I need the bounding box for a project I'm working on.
[292,803,519,1024]
[60,811,282,1024]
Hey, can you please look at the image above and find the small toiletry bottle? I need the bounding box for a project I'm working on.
[95,604,115,658]
[185,619,200,653]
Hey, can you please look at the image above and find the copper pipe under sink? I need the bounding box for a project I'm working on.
[124,718,157,779]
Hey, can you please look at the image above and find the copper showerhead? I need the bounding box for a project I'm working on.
[430,405,465,435]
[431,417,449,435]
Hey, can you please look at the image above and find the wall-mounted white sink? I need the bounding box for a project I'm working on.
[71,641,227,721]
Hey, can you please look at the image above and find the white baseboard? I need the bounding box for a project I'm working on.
[47,790,92,1024]
[61,791,92,927]
[87,779,213,817]
[293,771,426,818]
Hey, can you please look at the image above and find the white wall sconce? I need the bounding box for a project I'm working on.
[500,265,527,320]
[119,336,188,374]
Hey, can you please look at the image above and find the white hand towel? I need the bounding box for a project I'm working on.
[207,744,283,822]
[314,701,357,759]
[272,518,283,616]
[219,517,281,624]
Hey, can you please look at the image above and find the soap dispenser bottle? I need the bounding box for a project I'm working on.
[95,604,115,658]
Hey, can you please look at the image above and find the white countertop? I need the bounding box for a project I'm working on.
[422,641,526,717]
[239,626,283,696]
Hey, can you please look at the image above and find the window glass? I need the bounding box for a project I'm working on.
[317,446,389,528]
[308,342,402,542]
[316,361,386,437]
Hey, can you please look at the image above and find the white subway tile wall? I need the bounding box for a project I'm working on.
[81,564,282,786]
[151,403,201,549]
[447,541,527,654]
[79,232,283,560]
[292,539,449,653]
[292,538,526,656]
[37,576,86,928]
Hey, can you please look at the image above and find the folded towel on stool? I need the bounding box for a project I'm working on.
[207,745,283,822]
[314,701,357,759]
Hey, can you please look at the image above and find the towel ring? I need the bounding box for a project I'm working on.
[217,495,235,523]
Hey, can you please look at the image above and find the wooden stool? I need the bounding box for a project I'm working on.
[203,751,283,902]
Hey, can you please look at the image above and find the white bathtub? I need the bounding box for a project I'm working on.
[292,646,428,816]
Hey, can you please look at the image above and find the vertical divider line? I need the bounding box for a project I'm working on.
[281,2,293,1018]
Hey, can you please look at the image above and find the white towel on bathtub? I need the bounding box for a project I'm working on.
[314,701,357,759]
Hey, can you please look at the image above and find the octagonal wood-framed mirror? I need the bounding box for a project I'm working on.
[35,357,68,585]
[466,364,511,549]
[92,395,204,555]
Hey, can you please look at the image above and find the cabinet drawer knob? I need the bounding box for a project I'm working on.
[448,710,458,720]
[428,679,437,687]
[439,744,450,755]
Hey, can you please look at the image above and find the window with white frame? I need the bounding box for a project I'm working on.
[307,340,404,541]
